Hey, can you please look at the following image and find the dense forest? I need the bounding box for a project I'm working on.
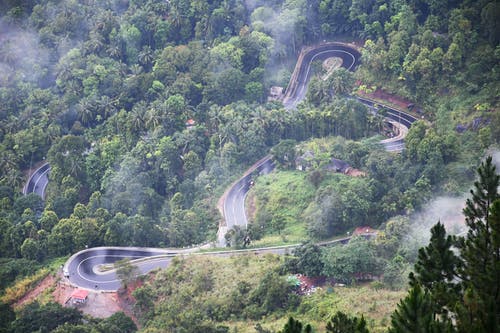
[0,0,499,332]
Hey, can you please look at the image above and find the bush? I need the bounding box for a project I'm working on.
[1,268,49,304]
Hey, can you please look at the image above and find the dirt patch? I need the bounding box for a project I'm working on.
[364,89,413,110]
[66,290,122,318]
[13,274,56,309]
[115,280,145,325]
[12,271,135,323]
[51,278,123,318]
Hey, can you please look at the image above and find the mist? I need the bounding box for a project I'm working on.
[404,151,500,249]
[0,18,50,86]
[244,0,310,87]
[490,149,500,169]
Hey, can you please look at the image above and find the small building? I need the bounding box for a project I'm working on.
[325,158,350,173]
[185,118,196,129]
[295,150,315,171]
[296,153,366,177]
[353,226,378,238]
[70,289,89,305]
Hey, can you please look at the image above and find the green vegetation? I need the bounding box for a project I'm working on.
[127,254,405,333]
[115,258,140,290]
[3,301,137,333]
[0,268,49,305]
[251,171,315,244]
[0,0,498,331]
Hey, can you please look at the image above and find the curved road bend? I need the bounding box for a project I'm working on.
[218,156,274,246]
[220,43,417,247]
[283,43,361,109]
[62,43,418,290]
[65,239,356,291]
[23,162,50,198]
[65,247,176,291]
[357,96,417,151]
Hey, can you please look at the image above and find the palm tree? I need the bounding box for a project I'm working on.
[3,168,24,190]
[55,61,73,83]
[76,98,95,125]
[328,68,355,96]
[46,124,62,143]
[106,44,122,60]
[138,46,154,70]
[84,32,104,54]
[0,40,16,67]
[98,95,117,119]
[0,148,19,177]
[130,64,143,76]
[130,101,146,133]
[169,6,183,29]
[145,106,161,130]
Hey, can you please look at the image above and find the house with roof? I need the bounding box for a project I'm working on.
[295,152,366,177]
[353,226,378,239]
[324,158,350,173]
[185,118,196,129]
[68,289,89,305]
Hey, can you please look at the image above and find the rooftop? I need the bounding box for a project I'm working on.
[70,289,89,300]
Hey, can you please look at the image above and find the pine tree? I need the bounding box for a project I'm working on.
[410,222,460,314]
[390,156,500,333]
[389,284,453,333]
[457,156,500,333]
[326,311,369,333]
[279,317,312,333]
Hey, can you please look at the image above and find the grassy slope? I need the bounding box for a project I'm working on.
[143,254,404,333]
[249,170,315,246]
[232,287,405,333]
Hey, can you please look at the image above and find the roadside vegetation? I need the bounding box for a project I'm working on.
[129,254,405,333]
[0,0,498,332]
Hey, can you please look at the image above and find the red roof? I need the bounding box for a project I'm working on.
[353,226,377,235]
[71,289,89,300]
[185,119,196,126]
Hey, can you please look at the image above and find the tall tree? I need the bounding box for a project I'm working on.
[279,317,312,333]
[115,258,140,291]
[409,222,460,314]
[392,156,500,333]
[326,311,369,333]
[389,284,452,333]
[457,156,500,333]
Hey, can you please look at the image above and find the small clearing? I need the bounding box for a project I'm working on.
[13,272,132,321]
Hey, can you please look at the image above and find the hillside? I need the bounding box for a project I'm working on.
[0,0,499,332]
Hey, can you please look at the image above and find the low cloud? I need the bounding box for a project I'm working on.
[0,19,50,85]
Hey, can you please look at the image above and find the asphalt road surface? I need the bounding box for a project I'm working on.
[23,163,50,198]
[64,247,179,291]
[61,43,417,290]
[64,241,355,291]
[284,43,361,108]
[220,156,274,246]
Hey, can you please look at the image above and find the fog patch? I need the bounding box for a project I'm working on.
[404,195,467,255]
[489,149,500,169]
[0,19,50,85]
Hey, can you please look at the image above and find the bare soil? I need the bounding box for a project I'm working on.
[13,272,137,323]
[13,274,56,309]
[358,88,414,111]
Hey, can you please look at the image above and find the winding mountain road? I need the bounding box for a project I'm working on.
[55,42,417,291]
[23,162,50,198]
[283,42,361,108]
[218,156,274,246]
